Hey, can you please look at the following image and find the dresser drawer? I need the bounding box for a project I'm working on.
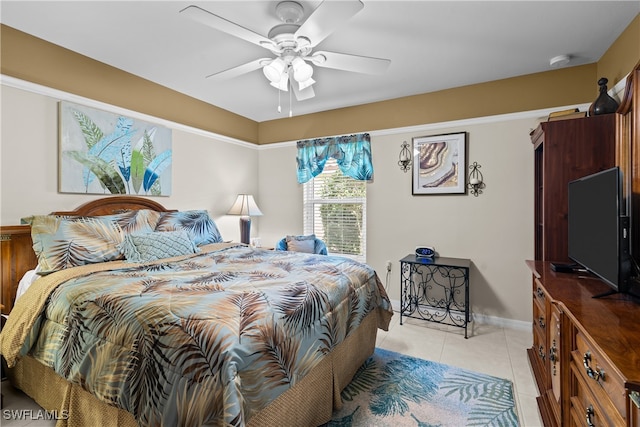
[533,291,547,336]
[533,278,546,309]
[532,324,547,370]
[570,362,624,426]
[573,332,626,417]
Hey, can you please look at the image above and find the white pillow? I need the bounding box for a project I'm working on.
[286,235,316,253]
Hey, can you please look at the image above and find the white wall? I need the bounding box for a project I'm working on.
[2,78,582,325]
[257,114,557,324]
[0,83,259,243]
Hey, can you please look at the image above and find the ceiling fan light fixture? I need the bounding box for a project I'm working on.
[298,77,315,90]
[263,58,286,82]
[291,57,313,82]
[270,74,289,91]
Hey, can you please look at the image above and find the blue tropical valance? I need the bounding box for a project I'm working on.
[296,133,373,184]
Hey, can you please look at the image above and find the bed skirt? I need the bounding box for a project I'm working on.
[8,308,385,427]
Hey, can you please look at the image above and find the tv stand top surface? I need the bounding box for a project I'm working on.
[527,260,640,389]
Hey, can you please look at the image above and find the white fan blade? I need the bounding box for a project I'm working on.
[206,58,272,80]
[180,5,276,51]
[293,82,315,101]
[311,51,390,75]
[295,0,364,48]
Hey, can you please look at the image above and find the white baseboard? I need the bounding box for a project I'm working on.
[388,298,531,331]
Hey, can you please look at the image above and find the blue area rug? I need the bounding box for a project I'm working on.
[323,348,519,427]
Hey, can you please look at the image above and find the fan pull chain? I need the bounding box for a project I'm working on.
[289,76,293,117]
[277,87,282,114]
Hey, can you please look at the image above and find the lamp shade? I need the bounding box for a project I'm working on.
[227,194,262,245]
[227,194,263,217]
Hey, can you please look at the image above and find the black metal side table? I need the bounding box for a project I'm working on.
[399,255,471,338]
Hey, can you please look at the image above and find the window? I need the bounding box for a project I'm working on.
[303,158,366,261]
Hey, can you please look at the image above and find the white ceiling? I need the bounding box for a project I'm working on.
[2,1,639,122]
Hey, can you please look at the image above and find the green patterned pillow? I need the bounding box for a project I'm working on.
[154,210,223,246]
[30,215,125,273]
[120,230,200,263]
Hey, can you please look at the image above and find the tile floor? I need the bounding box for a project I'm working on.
[1,314,542,427]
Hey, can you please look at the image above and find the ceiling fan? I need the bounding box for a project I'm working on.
[180,1,391,102]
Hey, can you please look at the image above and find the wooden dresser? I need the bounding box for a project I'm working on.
[528,62,640,426]
[527,260,640,427]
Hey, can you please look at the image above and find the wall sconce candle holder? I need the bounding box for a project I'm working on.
[468,161,485,196]
[398,141,411,172]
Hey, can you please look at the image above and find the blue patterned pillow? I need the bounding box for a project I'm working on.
[29,215,125,273]
[24,209,163,272]
[120,230,200,263]
[154,210,223,246]
[107,209,161,235]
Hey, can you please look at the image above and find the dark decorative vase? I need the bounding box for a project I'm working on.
[590,77,619,115]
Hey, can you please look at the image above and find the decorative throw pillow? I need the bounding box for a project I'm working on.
[286,234,316,253]
[154,210,223,246]
[30,215,125,273]
[120,230,200,263]
[23,209,160,234]
[108,209,161,235]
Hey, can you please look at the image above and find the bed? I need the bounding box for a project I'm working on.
[0,196,392,427]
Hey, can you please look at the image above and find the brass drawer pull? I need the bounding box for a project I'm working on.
[536,287,544,299]
[538,316,545,329]
[549,340,558,376]
[586,405,595,427]
[582,351,605,382]
[549,340,557,362]
[538,345,545,361]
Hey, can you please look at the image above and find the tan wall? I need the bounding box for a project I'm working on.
[0,85,260,242]
[597,14,640,90]
[259,14,640,144]
[258,65,597,143]
[2,14,639,145]
[0,25,259,144]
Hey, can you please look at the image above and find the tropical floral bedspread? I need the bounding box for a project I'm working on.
[1,244,392,426]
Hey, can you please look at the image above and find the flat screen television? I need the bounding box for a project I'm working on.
[567,166,631,296]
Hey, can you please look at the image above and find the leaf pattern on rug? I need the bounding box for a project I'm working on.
[410,413,443,427]
[326,348,519,427]
[440,370,519,426]
[369,355,446,416]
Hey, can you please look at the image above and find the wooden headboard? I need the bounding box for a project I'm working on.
[0,196,174,314]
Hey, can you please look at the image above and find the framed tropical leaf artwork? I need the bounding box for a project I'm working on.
[59,101,172,196]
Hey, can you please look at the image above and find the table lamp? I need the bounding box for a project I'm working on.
[227,194,263,244]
